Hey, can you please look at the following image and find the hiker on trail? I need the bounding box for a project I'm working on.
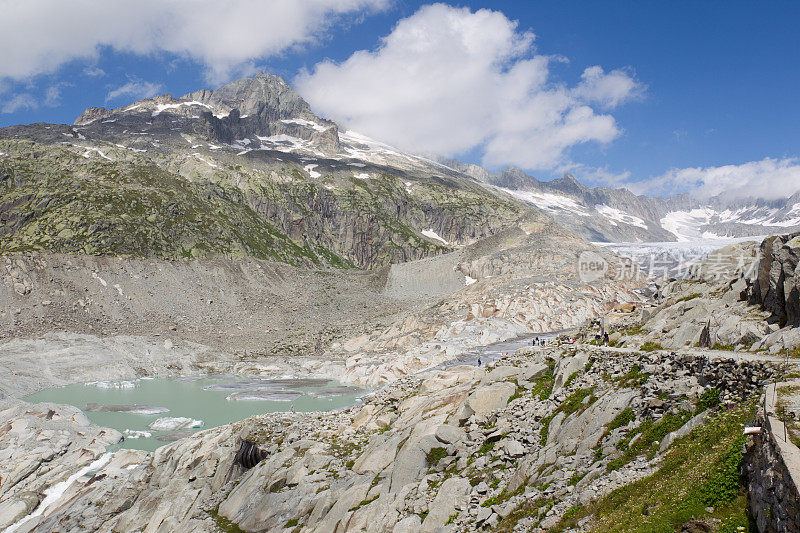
[603,332,610,345]
[477,358,482,367]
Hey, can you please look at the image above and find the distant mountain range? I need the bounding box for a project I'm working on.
[1,71,798,270]
[442,162,800,243]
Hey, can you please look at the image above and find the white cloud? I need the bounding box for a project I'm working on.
[105,80,163,103]
[1,93,37,113]
[597,158,800,200]
[0,0,390,84]
[44,83,70,107]
[83,66,106,78]
[295,4,641,170]
[572,66,643,109]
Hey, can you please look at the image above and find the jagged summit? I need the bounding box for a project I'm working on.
[72,71,341,153]
[183,72,311,118]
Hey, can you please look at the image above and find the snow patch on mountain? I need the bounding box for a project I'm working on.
[501,189,590,217]
[660,208,718,241]
[594,205,648,229]
[304,164,321,178]
[280,118,327,132]
[151,101,212,117]
[421,229,448,245]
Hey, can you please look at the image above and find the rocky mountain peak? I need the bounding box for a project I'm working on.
[550,173,587,195]
[183,71,312,120]
[72,72,341,153]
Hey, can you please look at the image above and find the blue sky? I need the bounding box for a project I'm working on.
[1,1,798,199]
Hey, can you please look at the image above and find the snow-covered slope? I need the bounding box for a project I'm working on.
[486,167,800,243]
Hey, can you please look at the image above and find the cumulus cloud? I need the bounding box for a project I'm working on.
[295,4,641,170]
[106,80,163,103]
[1,93,38,113]
[626,158,800,200]
[0,0,390,83]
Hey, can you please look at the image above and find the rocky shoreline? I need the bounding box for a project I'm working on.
[0,339,779,532]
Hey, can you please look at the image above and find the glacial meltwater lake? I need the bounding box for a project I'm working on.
[25,376,368,451]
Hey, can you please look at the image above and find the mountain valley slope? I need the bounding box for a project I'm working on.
[1,72,800,533]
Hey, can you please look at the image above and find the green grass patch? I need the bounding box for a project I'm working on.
[697,388,721,411]
[615,365,649,388]
[608,408,636,432]
[554,401,757,532]
[675,292,703,303]
[608,410,694,470]
[478,441,496,455]
[426,447,447,466]
[639,341,663,352]
[712,343,736,351]
[540,387,597,446]
[206,508,247,533]
[530,370,555,400]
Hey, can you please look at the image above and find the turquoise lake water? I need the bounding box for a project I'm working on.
[25,376,367,451]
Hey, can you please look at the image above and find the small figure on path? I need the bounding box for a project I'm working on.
[477,358,482,367]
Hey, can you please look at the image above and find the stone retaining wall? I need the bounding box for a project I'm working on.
[744,383,800,532]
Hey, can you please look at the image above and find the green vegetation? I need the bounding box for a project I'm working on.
[0,140,326,265]
[675,292,703,304]
[712,343,736,351]
[349,494,379,511]
[568,471,587,486]
[608,410,694,471]
[530,369,555,401]
[622,325,646,336]
[607,407,636,432]
[554,401,757,532]
[0,139,523,269]
[478,441,496,455]
[639,341,664,352]
[494,496,554,532]
[614,365,649,388]
[697,388,722,411]
[540,387,597,446]
[206,508,247,533]
[563,371,579,388]
[426,447,447,467]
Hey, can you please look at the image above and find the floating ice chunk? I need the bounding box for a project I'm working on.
[86,379,138,389]
[85,403,169,415]
[123,429,152,439]
[308,385,362,398]
[226,390,303,402]
[148,417,204,431]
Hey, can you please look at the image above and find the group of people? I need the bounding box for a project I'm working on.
[532,336,547,347]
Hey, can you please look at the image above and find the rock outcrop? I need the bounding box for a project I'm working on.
[746,232,800,328]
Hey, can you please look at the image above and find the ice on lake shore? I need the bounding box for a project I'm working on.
[148,417,204,431]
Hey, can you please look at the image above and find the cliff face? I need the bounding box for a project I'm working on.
[746,232,800,327]
[0,139,521,269]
